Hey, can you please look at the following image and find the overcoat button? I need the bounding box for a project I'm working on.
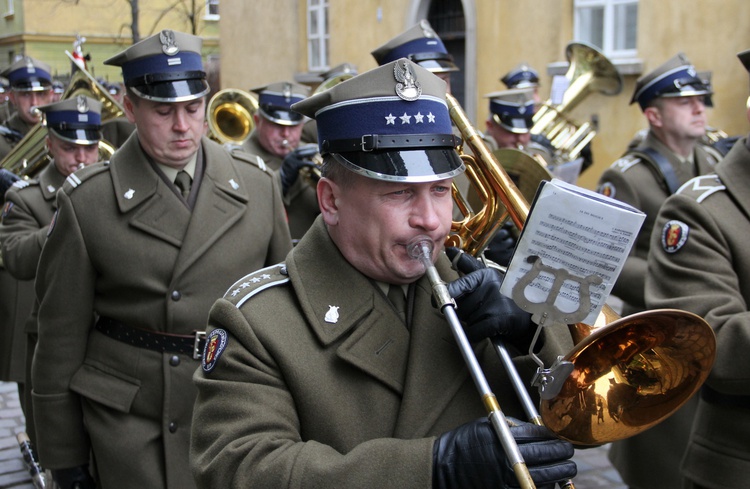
[171,290,181,301]
[168,422,177,433]
[169,355,180,366]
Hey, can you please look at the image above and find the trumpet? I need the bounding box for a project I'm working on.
[440,93,716,486]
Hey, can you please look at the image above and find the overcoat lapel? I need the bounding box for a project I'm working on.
[288,220,410,394]
[393,257,470,439]
[718,139,750,221]
[109,133,189,246]
[172,139,249,275]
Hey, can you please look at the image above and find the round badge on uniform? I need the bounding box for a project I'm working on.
[202,328,228,373]
[597,181,616,199]
[661,220,689,253]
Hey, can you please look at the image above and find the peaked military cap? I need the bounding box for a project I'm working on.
[103,29,209,103]
[321,63,358,80]
[292,58,464,183]
[486,88,536,134]
[371,20,459,73]
[501,63,540,89]
[631,53,711,109]
[39,95,102,144]
[251,81,310,126]
[0,56,53,92]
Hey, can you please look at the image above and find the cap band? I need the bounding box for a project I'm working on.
[635,65,710,108]
[46,110,102,128]
[7,67,52,88]
[322,133,460,153]
[121,52,205,85]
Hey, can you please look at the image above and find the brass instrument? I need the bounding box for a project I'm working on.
[0,52,123,179]
[445,92,716,451]
[206,88,258,146]
[531,42,623,163]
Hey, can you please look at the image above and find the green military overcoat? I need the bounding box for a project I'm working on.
[646,137,750,489]
[242,130,320,242]
[191,217,575,488]
[32,134,292,489]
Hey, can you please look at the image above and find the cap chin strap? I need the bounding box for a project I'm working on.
[321,133,461,154]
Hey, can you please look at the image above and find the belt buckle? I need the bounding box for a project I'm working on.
[193,331,207,360]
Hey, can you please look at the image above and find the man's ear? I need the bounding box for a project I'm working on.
[123,95,137,124]
[317,177,340,226]
[643,106,662,128]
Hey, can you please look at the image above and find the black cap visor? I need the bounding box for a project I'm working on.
[333,148,464,183]
[49,128,102,145]
[259,105,304,126]
[12,79,52,92]
[130,79,210,103]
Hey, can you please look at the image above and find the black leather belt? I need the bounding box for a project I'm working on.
[701,385,750,410]
[95,316,206,360]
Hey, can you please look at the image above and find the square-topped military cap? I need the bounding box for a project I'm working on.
[292,58,464,183]
[103,29,209,103]
[631,53,711,109]
[321,63,358,81]
[0,56,53,92]
[39,95,102,145]
[250,81,310,126]
[486,88,536,134]
[371,20,458,74]
[501,63,540,89]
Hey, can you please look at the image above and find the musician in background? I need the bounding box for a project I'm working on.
[242,81,319,242]
[0,57,54,160]
[191,57,577,489]
[0,95,104,446]
[644,48,750,489]
[596,52,719,489]
[501,63,542,106]
[31,30,291,489]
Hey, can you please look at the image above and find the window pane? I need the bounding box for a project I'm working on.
[310,10,319,34]
[310,39,320,67]
[614,3,638,51]
[578,7,604,49]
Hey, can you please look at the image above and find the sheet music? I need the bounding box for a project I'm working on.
[500,179,645,324]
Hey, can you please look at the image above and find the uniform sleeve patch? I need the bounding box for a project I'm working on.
[661,220,689,253]
[201,328,228,373]
[597,181,616,198]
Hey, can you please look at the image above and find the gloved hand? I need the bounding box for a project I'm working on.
[432,417,576,489]
[483,220,517,268]
[52,465,97,489]
[0,168,20,200]
[279,144,319,195]
[445,247,536,351]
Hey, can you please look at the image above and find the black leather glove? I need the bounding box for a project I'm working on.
[445,247,536,351]
[433,417,576,489]
[483,220,517,268]
[279,144,318,195]
[0,168,20,201]
[52,465,96,489]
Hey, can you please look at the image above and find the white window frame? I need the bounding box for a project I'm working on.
[307,0,329,72]
[204,0,219,21]
[574,0,638,59]
[4,0,14,19]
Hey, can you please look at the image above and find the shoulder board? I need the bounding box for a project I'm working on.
[230,147,269,173]
[223,262,289,308]
[675,174,725,204]
[11,179,34,190]
[62,162,111,192]
[609,154,642,173]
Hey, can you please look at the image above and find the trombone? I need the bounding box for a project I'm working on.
[434,93,716,487]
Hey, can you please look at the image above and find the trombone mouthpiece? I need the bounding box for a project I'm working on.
[407,235,434,269]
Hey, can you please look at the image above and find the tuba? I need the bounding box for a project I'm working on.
[1,52,123,179]
[206,88,258,146]
[446,93,716,447]
[531,42,623,163]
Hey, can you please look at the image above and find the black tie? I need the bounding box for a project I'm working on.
[387,284,407,323]
[174,170,192,199]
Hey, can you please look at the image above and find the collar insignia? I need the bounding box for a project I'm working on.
[124,188,135,199]
[46,185,56,193]
[229,178,239,190]
[324,305,340,324]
